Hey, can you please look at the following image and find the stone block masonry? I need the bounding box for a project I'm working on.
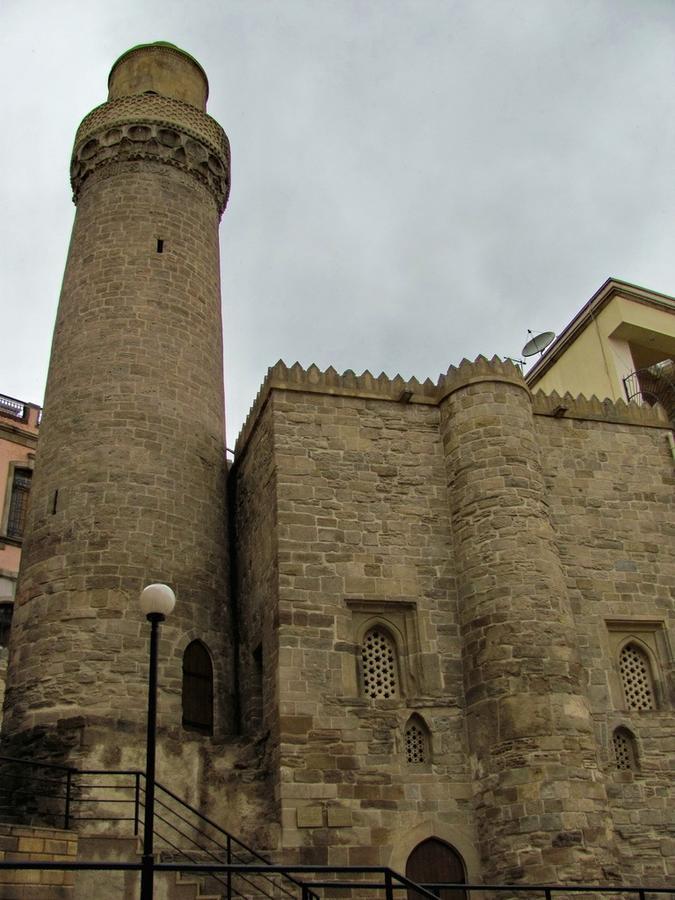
[0,825,77,899]
[233,355,674,884]
[3,42,673,891]
[2,43,235,789]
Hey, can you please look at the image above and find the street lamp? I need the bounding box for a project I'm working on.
[139,583,176,900]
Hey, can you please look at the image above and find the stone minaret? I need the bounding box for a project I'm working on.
[2,43,234,770]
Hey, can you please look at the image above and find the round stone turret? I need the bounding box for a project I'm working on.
[439,357,618,883]
[2,45,234,782]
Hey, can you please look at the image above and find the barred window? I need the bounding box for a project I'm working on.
[361,628,398,700]
[613,727,638,771]
[7,468,31,539]
[404,718,428,764]
[619,643,655,711]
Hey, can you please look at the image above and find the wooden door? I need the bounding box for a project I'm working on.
[406,838,467,899]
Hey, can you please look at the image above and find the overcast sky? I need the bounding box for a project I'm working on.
[2,0,675,444]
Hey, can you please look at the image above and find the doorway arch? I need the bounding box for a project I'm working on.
[406,838,467,899]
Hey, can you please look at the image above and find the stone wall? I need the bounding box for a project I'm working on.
[0,824,77,899]
[2,46,235,778]
[232,357,674,884]
[536,415,675,883]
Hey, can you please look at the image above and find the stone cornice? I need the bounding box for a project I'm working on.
[234,356,669,457]
[71,95,230,213]
[0,422,38,447]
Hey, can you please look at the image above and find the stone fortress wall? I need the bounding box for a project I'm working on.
[1,41,673,889]
[232,356,675,884]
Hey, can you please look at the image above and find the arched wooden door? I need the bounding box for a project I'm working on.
[406,838,467,899]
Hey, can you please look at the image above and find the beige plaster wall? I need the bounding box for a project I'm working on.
[531,296,675,401]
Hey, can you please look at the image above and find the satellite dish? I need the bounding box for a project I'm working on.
[522,330,555,358]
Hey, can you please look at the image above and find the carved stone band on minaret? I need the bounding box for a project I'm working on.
[70,94,231,214]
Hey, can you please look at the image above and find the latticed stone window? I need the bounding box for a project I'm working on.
[361,628,399,699]
[404,719,427,764]
[619,643,655,711]
[613,727,638,771]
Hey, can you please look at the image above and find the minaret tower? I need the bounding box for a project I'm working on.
[3,43,234,767]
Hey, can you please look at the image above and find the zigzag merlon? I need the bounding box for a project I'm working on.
[435,354,528,400]
[531,389,669,427]
[234,356,670,455]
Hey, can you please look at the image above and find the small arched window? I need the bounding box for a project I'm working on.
[182,641,214,735]
[612,727,638,772]
[619,642,656,711]
[404,716,430,765]
[361,627,399,700]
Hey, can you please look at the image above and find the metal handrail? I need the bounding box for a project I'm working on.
[151,785,302,899]
[0,862,670,900]
[0,756,318,898]
[154,777,281,867]
[153,776,310,898]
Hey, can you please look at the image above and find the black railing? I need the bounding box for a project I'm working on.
[623,361,675,424]
[0,756,316,899]
[0,862,671,900]
[0,758,672,899]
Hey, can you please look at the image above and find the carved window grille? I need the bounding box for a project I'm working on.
[404,719,428,764]
[7,468,31,539]
[612,727,638,771]
[361,628,399,700]
[182,641,214,734]
[619,643,655,711]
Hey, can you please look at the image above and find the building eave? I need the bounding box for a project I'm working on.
[525,277,675,387]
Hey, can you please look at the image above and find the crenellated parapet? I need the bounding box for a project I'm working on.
[436,354,528,400]
[532,388,669,427]
[235,354,669,455]
[234,359,438,454]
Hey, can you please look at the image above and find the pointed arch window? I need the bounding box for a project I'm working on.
[612,726,638,772]
[361,627,399,700]
[182,641,214,735]
[619,642,656,711]
[404,715,430,765]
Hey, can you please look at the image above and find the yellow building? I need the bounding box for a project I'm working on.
[526,278,675,424]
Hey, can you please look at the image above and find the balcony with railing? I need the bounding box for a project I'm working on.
[623,359,675,427]
[0,392,41,429]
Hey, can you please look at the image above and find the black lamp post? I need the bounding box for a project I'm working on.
[139,583,176,900]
